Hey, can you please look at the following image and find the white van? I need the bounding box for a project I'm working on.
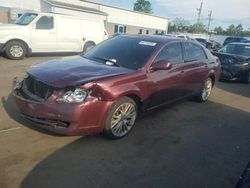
[0,12,108,60]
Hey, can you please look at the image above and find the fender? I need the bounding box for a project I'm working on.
[3,35,31,49]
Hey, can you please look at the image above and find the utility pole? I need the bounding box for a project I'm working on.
[207,10,212,39]
[197,2,203,24]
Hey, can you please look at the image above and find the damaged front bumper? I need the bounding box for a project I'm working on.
[12,77,113,136]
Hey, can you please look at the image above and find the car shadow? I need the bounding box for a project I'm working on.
[30,52,80,57]
[17,101,250,188]
[0,52,81,60]
[216,81,250,98]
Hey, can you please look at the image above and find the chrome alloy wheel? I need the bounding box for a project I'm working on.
[202,78,212,101]
[10,45,24,58]
[110,102,137,137]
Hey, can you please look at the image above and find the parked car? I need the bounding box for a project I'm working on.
[195,38,222,51]
[212,42,250,83]
[165,34,191,40]
[0,12,108,60]
[223,36,249,46]
[12,35,221,139]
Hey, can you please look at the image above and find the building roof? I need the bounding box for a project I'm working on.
[43,0,108,16]
[80,0,168,20]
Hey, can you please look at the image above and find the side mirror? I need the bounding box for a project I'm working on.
[150,60,172,71]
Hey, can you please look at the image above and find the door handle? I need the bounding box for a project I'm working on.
[50,32,55,34]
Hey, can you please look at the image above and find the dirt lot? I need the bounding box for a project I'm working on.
[0,55,249,188]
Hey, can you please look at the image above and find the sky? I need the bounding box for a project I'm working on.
[91,0,250,30]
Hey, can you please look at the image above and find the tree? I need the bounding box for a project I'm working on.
[172,17,190,32]
[133,0,153,14]
[168,22,176,33]
[214,26,224,35]
[235,24,243,36]
[188,23,206,33]
[226,24,237,36]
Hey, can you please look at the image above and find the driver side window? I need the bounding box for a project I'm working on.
[155,42,183,64]
[36,16,54,30]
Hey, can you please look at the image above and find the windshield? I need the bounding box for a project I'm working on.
[15,13,38,25]
[219,43,250,56]
[83,36,158,70]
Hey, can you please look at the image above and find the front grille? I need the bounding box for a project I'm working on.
[19,76,54,101]
[23,115,70,128]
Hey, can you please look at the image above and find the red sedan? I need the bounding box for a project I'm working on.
[13,35,221,139]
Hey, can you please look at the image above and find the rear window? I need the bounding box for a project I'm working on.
[183,42,207,62]
[84,37,158,70]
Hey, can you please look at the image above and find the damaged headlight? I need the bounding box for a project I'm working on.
[56,88,88,103]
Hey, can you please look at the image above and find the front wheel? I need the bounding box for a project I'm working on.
[4,41,26,60]
[104,97,137,139]
[195,77,213,102]
[241,71,249,84]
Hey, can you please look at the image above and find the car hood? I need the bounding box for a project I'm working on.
[212,52,250,62]
[27,56,135,88]
[0,24,23,30]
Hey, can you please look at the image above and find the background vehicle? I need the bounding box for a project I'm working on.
[0,12,108,60]
[223,36,249,46]
[13,35,220,139]
[164,33,191,40]
[195,38,222,51]
[212,42,250,83]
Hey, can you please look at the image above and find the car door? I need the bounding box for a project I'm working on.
[181,42,209,95]
[30,15,57,52]
[146,42,188,108]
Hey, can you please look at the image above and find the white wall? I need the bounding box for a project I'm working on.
[0,0,41,11]
[53,7,107,20]
[56,0,168,31]
[99,6,167,31]
[0,0,168,31]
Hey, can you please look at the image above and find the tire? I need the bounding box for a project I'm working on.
[83,41,95,53]
[4,41,27,60]
[195,77,213,102]
[104,97,138,139]
[241,71,249,84]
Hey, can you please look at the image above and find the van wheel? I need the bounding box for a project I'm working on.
[104,97,137,139]
[5,41,27,60]
[83,41,95,53]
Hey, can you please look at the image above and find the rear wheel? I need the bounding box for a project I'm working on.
[83,41,95,53]
[195,77,213,102]
[104,97,137,139]
[4,41,26,60]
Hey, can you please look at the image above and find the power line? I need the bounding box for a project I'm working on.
[207,10,212,32]
[196,1,203,24]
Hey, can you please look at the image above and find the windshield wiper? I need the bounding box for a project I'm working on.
[92,56,120,67]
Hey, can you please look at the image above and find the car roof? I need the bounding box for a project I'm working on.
[118,34,184,44]
[227,42,250,45]
[225,36,247,39]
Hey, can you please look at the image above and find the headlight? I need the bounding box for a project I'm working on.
[56,88,88,103]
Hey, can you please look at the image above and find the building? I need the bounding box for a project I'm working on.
[0,0,168,35]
